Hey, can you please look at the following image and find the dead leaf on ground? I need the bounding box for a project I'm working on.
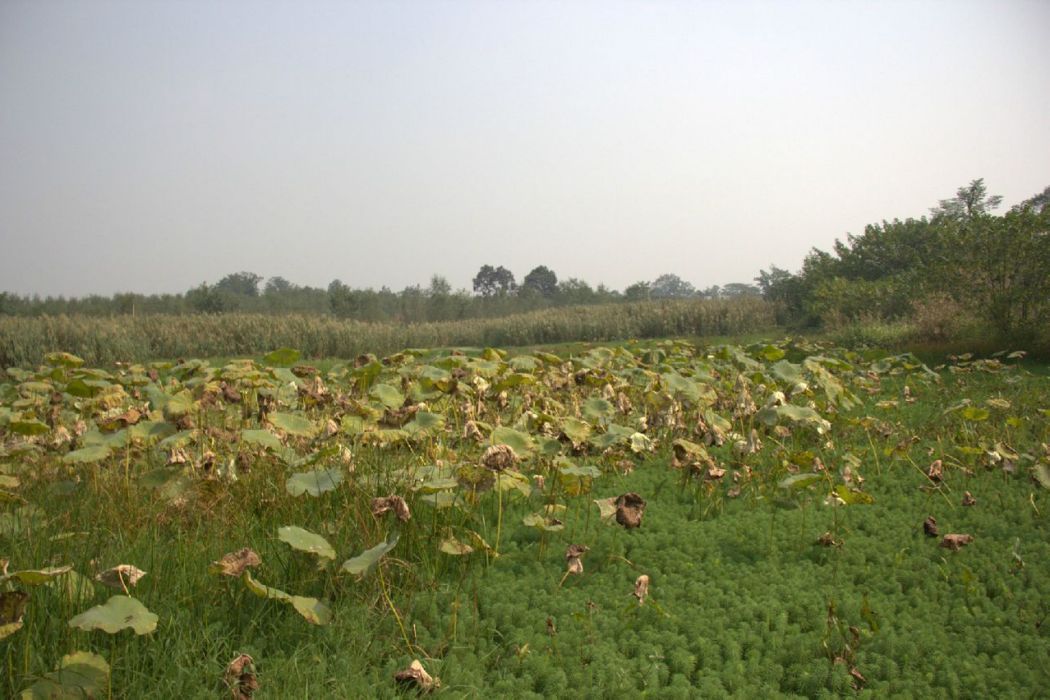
[394,659,438,693]
[565,545,588,575]
[940,533,974,551]
[224,654,259,699]
[923,516,939,537]
[817,531,842,548]
[927,459,943,483]
[95,564,147,590]
[615,492,646,529]
[211,548,261,577]
[962,491,976,506]
[633,574,650,605]
[371,495,411,522]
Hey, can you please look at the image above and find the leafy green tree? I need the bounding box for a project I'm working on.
[472,265,516,297]
[624,281,650,301]
[649,274,695,299]
[215,272,263,297]
[522,266,558,298]
[721,282,760,298]
[930,178,1002,221]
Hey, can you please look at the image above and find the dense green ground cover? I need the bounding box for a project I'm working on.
[1,339,1047,697]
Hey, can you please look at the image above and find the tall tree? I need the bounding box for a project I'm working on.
[649,273,695,299]
[215,272,263,297]
[521,265,558,298]
[472,265,516,297]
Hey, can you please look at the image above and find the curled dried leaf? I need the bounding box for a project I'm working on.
[614,492,646,529]
[211,548,262,577]
[816,531,842,548]
[923,516,939,538]
[371,495,411,522]
[394,659,438,692]
[565,545,588,575]
[962,491,976,506]
[482,444,518,472]
[941,533,974,551]
[224,654,259,699]
[633,574,650,605]
[95,565,147,590]
[927,459,943,483]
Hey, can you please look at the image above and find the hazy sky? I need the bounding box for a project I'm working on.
[1,0,1047,298]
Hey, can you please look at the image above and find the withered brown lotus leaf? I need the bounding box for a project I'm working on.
[940,533,974,551]
[615,492,646,529]
[462,420,483,442]
[394,659,438,692]
[224,654,259,699]
[923,516,939,537]
[565,545,588,575]
[371,495,411,522]
[706,466,726,480]
[95,565,147,590]
[927,459,943,483]
[212,548,262,577]
[633,574,650,605]
[482,444,518,472]
[816,531,842,548]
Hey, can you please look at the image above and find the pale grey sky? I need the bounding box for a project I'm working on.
[1,0,1047,297]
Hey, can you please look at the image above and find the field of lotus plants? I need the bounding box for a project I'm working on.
[1,338,1047,697]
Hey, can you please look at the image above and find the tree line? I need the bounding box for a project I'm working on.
[0,266,760,324]
[755,179,1050,342]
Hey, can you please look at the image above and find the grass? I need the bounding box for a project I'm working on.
[2,339,1048,697]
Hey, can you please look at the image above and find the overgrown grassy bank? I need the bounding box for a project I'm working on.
[2,339,1047,697]
[0,298,773,369]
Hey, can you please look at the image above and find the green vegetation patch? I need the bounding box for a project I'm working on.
[0,339,1047,697]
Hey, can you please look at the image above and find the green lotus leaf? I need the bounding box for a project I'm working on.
[589,423,635,450]
[759,345,786,362]
[263,347,301,367]
[68,595,157,635]
[493,372,536,392]
[9,419,49,436]
[560,418,591,447]
[2,565,72,586]
[439,537,474,555]
[128,420,176,443]
[771,360,803,387]
[286,468,343,497]
[161,391,195,421]
[241,428,284,451]
[268,412,317,438]
[778,473,823,491]
[44,352,85,368]
[558,463,601,478]
[63,445,111,464]
[961,406,990,422]
[582,397,615,422]
[491,426,534,457]
[370,383,404,410]
[404,411,445,436]
[834,484,875,505]
[242,572,332,625]
[341,532,399,576]
[522,512,565,531]
[64,378,101,398]
[278,526,336,561]
[20,650,109,699]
